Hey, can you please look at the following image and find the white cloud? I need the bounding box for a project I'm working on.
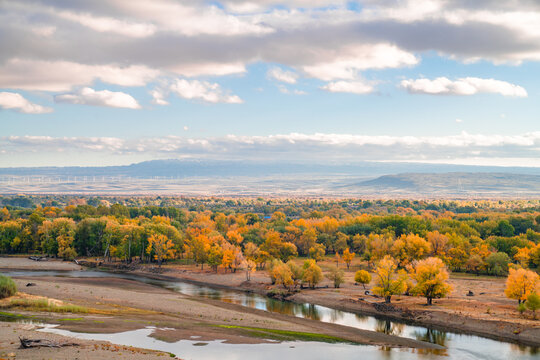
[321,80,374,94]
[302,44,418,81]
[56,10,156,38]
[55,87,141,109]
[3,132,539,166]
[401,77,528,97]
[267,67,298,84]
[0,59,160,92]
[150,89,169,106]
[0,92,53,114]
[170,79,243,104]
[455,118,463,123]
[167,62,247,77]
[109,0,273,36]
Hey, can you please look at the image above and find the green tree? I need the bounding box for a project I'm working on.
[526,293,540,319]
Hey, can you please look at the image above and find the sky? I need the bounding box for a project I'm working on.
[0,0,539,167]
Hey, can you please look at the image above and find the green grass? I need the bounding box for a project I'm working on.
[3,298,89,313]
[215,325,355,343]
[58,317,83,321]
[0,275,17,299]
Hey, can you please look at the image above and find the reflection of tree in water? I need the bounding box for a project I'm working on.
[411,329,449,357]
[413,328,448,347]
[510,343,539,355]
[375,319,404,336]
[243,296,256,308]
[329,309,344,322]
[355,313,369,322]
[265,299,296,316]
[301,304,321,321]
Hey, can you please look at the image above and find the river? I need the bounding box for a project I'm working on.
[3,270,539,360]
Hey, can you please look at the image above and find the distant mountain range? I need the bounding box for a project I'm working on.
[1,159,540,178]
[0,160,539,197]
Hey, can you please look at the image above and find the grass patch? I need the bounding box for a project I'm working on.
[3,298,89,314]
[0,275,17,299]
[215,325,355,344]
[0,311,31,321]
[58,317,84,321]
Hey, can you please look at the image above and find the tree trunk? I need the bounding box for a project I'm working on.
[385,296,391,303]
[427,297,432,305]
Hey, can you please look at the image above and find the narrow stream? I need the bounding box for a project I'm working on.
[3,270,539,360]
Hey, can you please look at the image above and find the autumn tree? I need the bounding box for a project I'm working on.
[271,261,294,289]
[287,260,303,288]
[244,259,256,281]
[514,247,531,268]
[409,257,452,305]
[505,268,539,304]
[465,254,486,275]
[426,231,448,257]
[391,234,431,267]
[343,248,355,269]
[298,227,317,256]
[372,256,408,303]
[146,233,175,268]
[302,259,323,289]
[355,270,371,289]
[207,244,223,272]
[309,243,326,262]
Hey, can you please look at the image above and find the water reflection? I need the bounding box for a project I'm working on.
[375,320,404,336]
[413,329,447,347]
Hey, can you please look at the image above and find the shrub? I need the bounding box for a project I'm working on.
[0,275,17,299]
[526,293,540,319]
[327,267,344,288]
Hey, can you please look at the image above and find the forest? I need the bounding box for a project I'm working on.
[0,196,539,275]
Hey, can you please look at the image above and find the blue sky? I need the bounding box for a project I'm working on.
[0,0,539,167]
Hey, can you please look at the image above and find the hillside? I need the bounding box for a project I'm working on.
[348,172,540,196]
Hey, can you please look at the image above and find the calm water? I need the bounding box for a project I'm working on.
[3,270,539,359]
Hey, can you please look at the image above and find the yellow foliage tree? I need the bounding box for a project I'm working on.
[372,256,408,303]
[302,259,323,289]
[514,247,531,268]
[309,244,326,262]
[343,248,355,269]
[146,233,175,268]
[505,268,539,304]
[410,257,452,305]
[355,270,371,289]
[271,262,293,289]
[227,230,243,245]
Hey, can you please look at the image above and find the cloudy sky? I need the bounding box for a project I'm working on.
[0,0,539,167]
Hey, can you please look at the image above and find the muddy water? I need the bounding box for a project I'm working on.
[5,270,539,360]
